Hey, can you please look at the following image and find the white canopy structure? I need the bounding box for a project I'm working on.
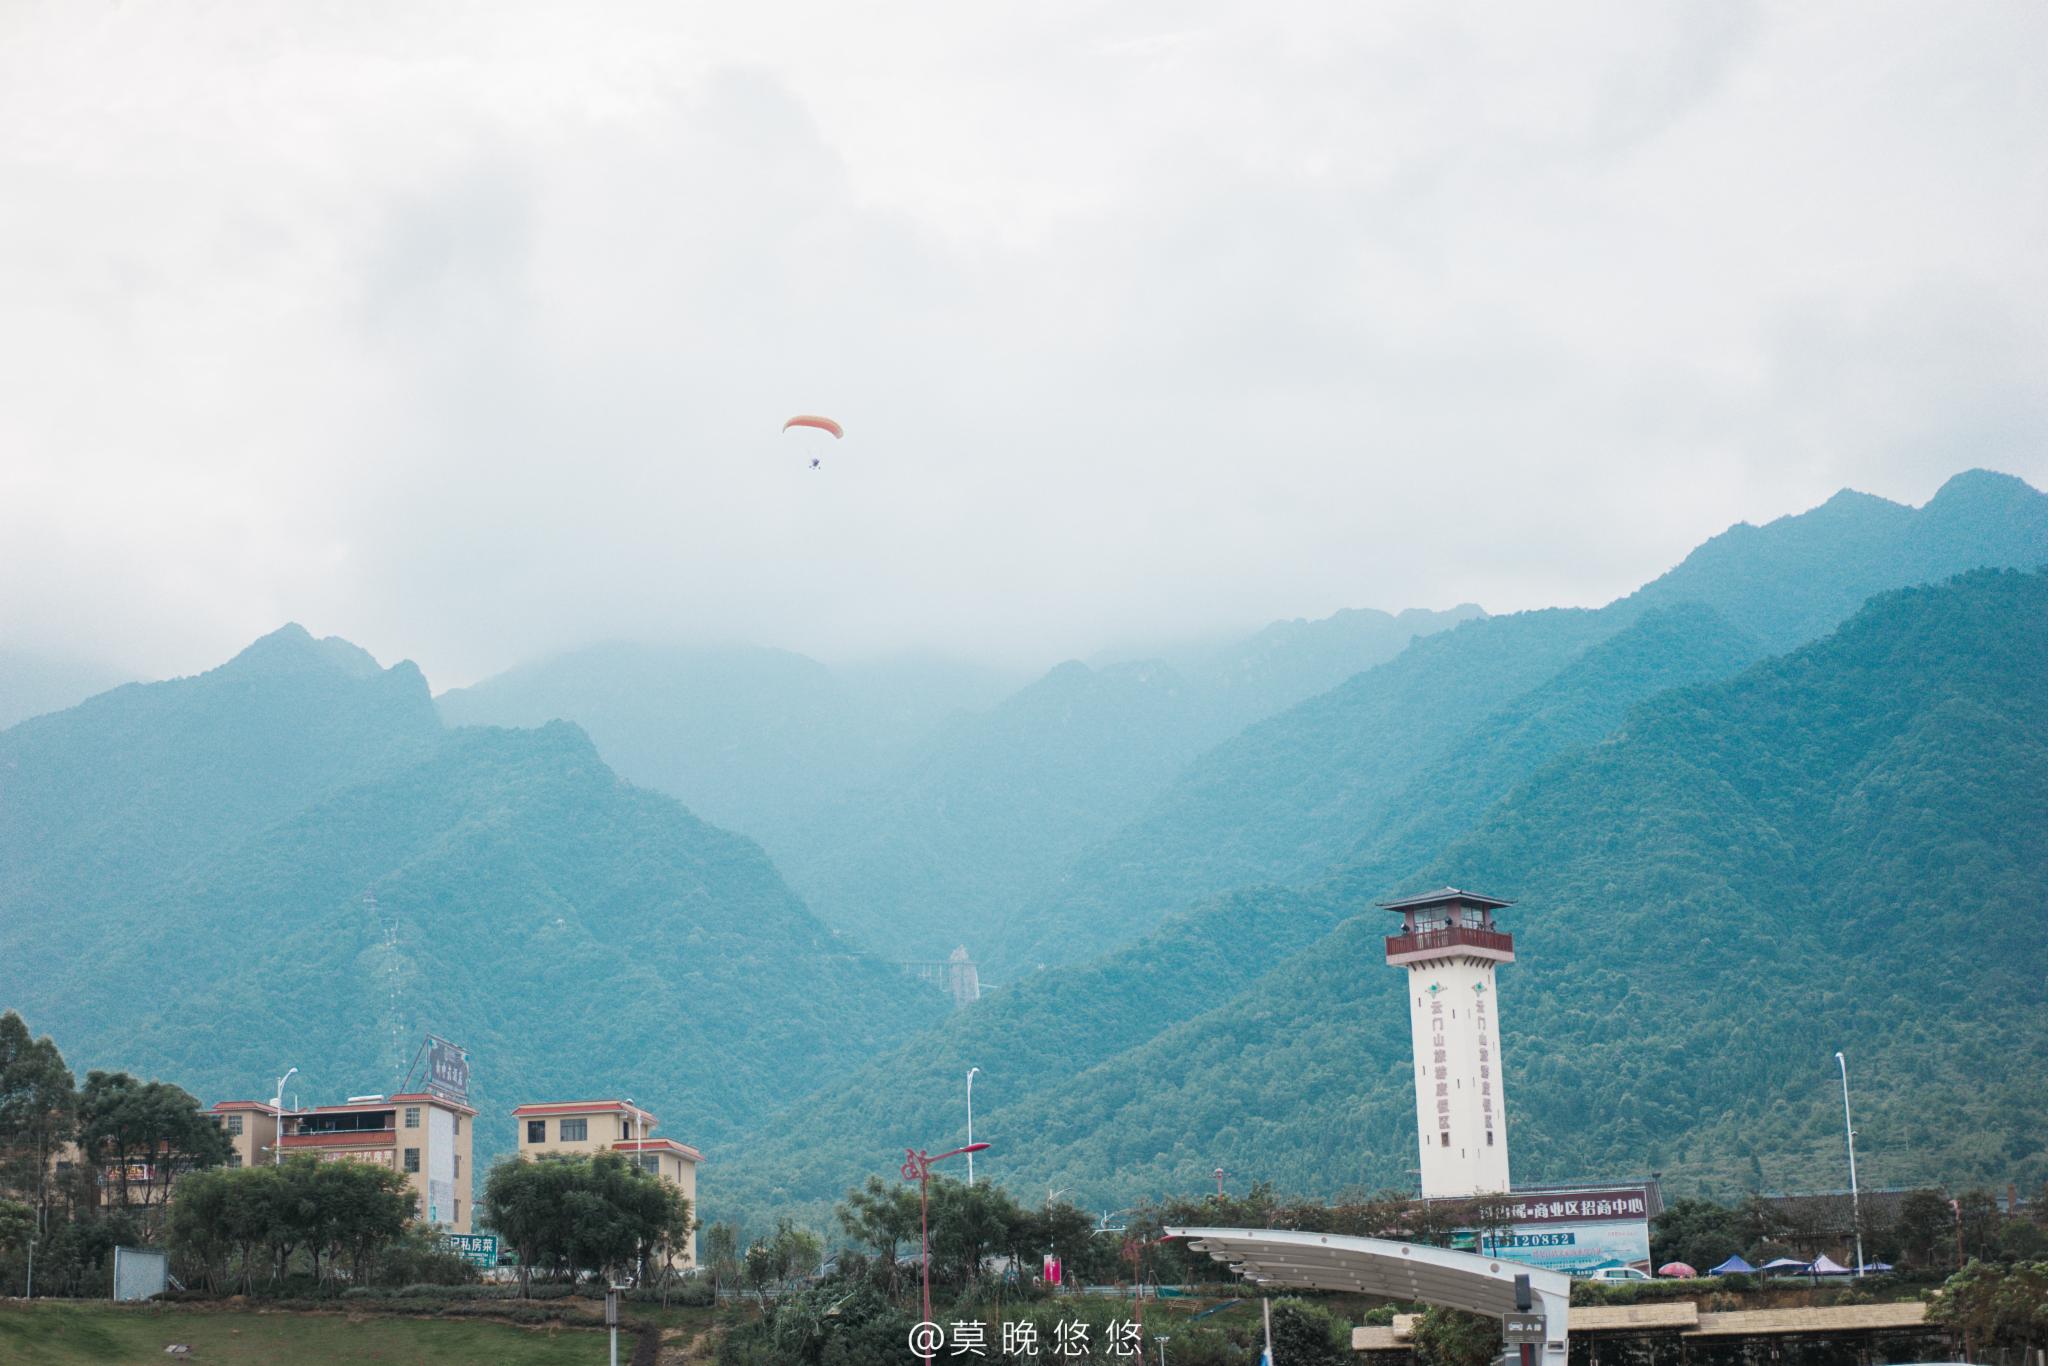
[1167,1227,1573,1362]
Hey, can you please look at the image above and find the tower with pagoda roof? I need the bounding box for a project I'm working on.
[1383,887,1515,1199]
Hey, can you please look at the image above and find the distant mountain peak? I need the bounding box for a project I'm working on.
[1809,486,1906,517]
[1932,466,2037,496]
[217,624,391,683]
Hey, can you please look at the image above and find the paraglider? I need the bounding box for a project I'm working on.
[782,415,843,468]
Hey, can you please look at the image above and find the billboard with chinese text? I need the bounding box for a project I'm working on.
[1471,1184,1655,1275]
[425,1038,469,1103]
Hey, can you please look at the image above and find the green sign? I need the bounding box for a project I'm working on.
[444,1233,500,1268]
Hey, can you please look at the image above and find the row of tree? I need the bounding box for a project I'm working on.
[480,1150,693,1292]
[166,1158,426,1292]
[1651,1188,2048,1273]
[0,1010,233,1294]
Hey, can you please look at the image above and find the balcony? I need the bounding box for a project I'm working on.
[280,1127,398,1148]
[1385,925,1514,964]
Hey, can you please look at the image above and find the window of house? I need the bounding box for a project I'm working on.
[561,1118,588,1141]
[1440,1132,1450,1147]
[454,1155,461,1179]
[1486,1131,1495,1146]
[404,1107,420,1129]
[403,1148,420,1173]
[454,1198,461,1224]
[227,1150,243,1168]
[639,1154,661,1175]
[527,1119,546,1144]
[225,1114,243,1135]
[453,1115,461,1135]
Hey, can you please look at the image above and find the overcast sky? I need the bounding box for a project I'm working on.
[3,2,2043,688]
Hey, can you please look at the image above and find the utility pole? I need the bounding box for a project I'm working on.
[1834,1052,1865,1276]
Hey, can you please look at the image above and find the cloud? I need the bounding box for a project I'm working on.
[1,0,2043,685]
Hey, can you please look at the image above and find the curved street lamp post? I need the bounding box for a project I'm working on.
[901,1141,991,1362]
[1834,1051,1865,1277]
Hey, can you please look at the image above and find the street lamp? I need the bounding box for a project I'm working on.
[271,1067,297,1166]
[900,1141,990,1361]
[1213,1167,1227,1198]
[1834,1052,1865,1277]
[966,1068,980,1186]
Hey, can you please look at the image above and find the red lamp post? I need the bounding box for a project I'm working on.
[900,1141,990,1359]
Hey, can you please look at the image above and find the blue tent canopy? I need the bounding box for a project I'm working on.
[1709,1255,1756,1275]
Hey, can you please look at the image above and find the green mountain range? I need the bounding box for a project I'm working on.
[0,628,946,1164]
[1003,470,2048,975]
[715,568,2048,1223]
[3,471,2042,1237]
[442,604,1480,958]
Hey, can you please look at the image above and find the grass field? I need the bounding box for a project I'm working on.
[0,1301,621,1364]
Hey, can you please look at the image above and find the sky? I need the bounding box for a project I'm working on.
[2,1,2044,688]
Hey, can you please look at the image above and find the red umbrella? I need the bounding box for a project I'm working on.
[1658,1262,1698,1279]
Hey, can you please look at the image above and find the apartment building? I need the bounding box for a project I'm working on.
[210,1100,279,1168]
[511,1100,702,1265]
[275,1092,477,1232]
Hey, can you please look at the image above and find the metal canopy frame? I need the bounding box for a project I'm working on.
[1166,1226,1573,1361]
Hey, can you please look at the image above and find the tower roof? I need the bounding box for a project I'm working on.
[1376,886,1514,913]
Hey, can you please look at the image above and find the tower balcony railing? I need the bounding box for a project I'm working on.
[1385,926,1515,958]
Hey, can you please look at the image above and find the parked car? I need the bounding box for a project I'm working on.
[1584,1266,1654,1283]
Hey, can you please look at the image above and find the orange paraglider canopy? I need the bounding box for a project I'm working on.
[782,415,844,438]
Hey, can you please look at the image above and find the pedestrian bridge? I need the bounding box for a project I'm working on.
[1166,1226,1572,1363]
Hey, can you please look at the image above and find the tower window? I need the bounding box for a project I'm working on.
[1486,1131,1495,1146]
[1440,1132,1450,1147]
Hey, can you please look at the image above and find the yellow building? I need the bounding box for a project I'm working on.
[511,1100,702,1265]
[273,1092,477,1232]
[209,1100,279,1169]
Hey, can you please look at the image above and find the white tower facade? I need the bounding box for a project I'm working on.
[1383,888,1515,1199]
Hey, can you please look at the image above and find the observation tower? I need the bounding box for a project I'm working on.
[1383,888,1515,1199]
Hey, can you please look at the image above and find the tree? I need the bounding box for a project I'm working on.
[1898,1189,1955,1270]
[0,1012,77,1230]
[1652,1197,1746,1270]
[1955,1190,2002,1261]
[481,1152,689,1295]
[167,1158,414,1292]
[744,1219,822,1305]
[1271,1297,1359,1366]
[837,1175,919,1295]
[77,1071,230,1229]
[1412,1306,1503,1366]
[703,1220,741,1300]
[0,1197,33,1270]
[1928,1260,2048,1361]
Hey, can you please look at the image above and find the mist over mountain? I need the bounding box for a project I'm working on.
[719,568,2048,1219]
[442,602,1481,958]
[4,470,2042,1235]
[1002,469,2048,975]
[0,649,129,731]
[438,643,1022,846]
[0,629,946,1166]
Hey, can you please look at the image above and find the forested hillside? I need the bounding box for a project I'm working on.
[0,630,947,1168]
[1002,470,2048,974]
[777,569,2042,1220]
[437,642,1020,850]
[444,604,1478,958]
